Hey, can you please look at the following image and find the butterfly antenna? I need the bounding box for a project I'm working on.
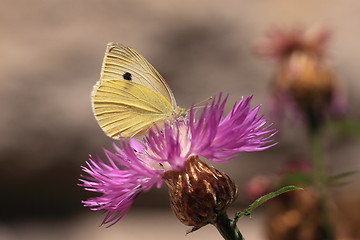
[192,96,213,109]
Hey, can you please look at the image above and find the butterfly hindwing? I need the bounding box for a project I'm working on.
[92,79,173,138]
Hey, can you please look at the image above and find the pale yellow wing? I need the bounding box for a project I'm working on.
[100,43,177,108]
[92,79,173,138]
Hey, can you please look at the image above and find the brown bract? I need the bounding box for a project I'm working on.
[163,156,238,228]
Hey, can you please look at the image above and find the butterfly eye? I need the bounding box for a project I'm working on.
[123,72,132,81]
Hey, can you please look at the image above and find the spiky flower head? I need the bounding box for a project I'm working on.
[80,93,276,227]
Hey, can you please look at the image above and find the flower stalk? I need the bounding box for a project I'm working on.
[214,213,244,240]
[310,127,335,240]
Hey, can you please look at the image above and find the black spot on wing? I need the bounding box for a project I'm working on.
[123,72,132,81]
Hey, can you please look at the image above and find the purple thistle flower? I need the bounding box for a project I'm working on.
[147,94,277,164]
[80,93,276,226]
[79,140,163,226]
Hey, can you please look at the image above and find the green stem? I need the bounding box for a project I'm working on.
[309,128,335,240]
[310,128,325,188]
[214,213,244,240]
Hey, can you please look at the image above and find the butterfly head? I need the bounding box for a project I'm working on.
[174,107,188,119]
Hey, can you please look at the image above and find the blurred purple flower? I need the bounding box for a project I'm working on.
[80,93,276,226]
[256,27,347,130]
[254,26,331,60]
[245,174,275,200]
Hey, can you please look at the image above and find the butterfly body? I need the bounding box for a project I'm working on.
[92,43,183,138]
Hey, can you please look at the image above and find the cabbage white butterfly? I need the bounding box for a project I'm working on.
[92,43,183,138]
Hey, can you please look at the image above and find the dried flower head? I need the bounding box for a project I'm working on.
[80,93,276,227]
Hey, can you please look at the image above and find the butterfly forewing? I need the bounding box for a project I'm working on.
[100,43,177,108]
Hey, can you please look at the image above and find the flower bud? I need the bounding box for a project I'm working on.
[275,52,336,129]
[163,156,238,228]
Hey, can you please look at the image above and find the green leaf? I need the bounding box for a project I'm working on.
[232,185,303,225]
[329,119,360,139]
[326,170,358,187]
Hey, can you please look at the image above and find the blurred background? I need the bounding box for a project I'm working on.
[1,0,360,239]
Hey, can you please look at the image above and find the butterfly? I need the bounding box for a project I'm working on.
[92,43,185,139]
